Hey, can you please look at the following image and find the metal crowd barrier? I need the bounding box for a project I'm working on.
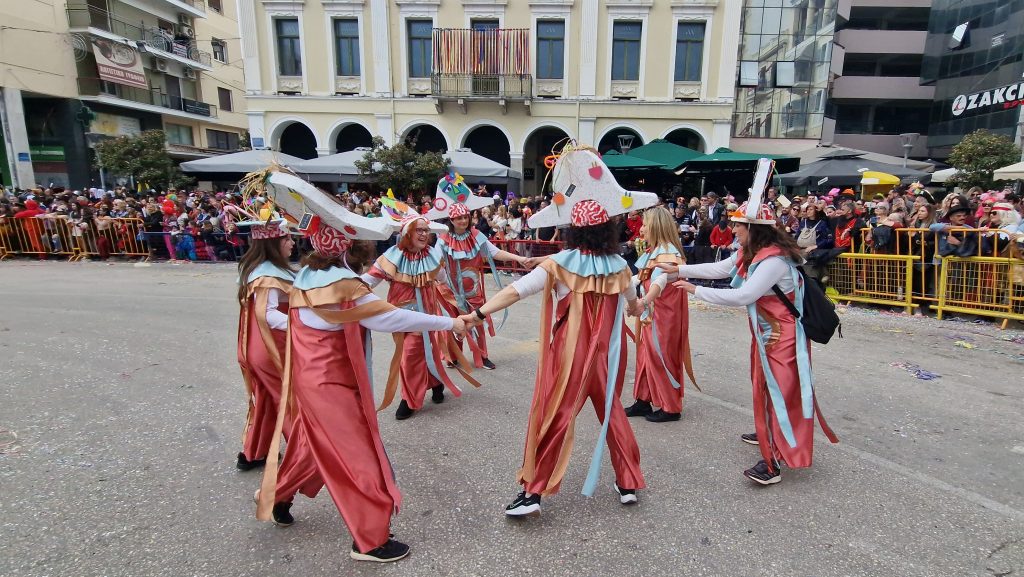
[0,216,81,260]
[489,239,564,273]
[934,256,1024,328]
[826,253,917,314]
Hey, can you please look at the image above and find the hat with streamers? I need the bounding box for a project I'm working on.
[424,172,494,220]
[223,204,292,239]
[527,143,659,229]
[379,189,447,236]
[729,158,778,226]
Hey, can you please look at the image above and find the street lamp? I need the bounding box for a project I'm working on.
[899,132,920,168]
[617,134,635,154]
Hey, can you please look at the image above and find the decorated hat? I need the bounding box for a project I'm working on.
[527,143,659,229]
[424,171,494,220]
[244,168,393,241]
[570,199,609,227]
[379,189,448,236]
[223,204,292,239]
[729,158,778,226]
[308,224,351,257]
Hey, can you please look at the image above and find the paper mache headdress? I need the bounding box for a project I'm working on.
[424,171,495,221]
[527,144,659,229]
[729,158,778,226]
[379,189,448,237]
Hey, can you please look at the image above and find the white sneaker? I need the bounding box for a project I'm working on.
[613,483,638,505]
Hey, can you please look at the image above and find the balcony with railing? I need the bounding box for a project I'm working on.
[78,77,217,119]
[67,4,212,69]
[430,28,532,102]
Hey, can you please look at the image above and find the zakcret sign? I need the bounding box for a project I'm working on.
[951,81,1024,117]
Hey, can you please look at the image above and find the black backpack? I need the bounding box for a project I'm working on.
[772,266,842,344]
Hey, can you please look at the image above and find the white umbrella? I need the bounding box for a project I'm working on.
[180,150,304,174]
[993,161,1024,180]
[930,167,958,183]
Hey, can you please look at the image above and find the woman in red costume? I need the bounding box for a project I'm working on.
[434,201,534,369]
[362,214,478,420]
[658,166,837,485]
[256,221,467,563]
[460,146,662,515]
[624,206,697,423]
[233,213,295,471]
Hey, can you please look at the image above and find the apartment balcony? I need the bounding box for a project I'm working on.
[835,29,926,55]
[67,4,213,71]
[429,28,532,112]
[832,75,934,100]
[77,77,217,120]
[160,0,207,18]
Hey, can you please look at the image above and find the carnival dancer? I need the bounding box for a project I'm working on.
[427,172,534,369]
[460,145,659,516]
[363,193,479,420]
[624,206,698,423]
[253,170,467,563]
[657,159,838,486]
[231,205,297,471]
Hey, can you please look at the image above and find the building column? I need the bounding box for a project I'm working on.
[370,0,393,97]
[578,117,596,145]
[316,147,331,157]
[509,151,524,195]
[578,0,598,98]
[0,88,36,189]
[237,0,263,94]
[375,113,394,145]
[716,0,740,104]
[247,112,268,149]
[711,119,731,150]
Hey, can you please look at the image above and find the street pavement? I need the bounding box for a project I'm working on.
[1,260,1022,577]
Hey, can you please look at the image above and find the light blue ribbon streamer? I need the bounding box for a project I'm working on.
[414,287,450,389]
[581,294,626,497]
[790,266,815,419]
[637,273,682,391]
[364,329,374,386]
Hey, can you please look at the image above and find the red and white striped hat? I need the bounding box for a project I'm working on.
[448,203,470,219]
[308,224,352,257]
[570,199,610,227]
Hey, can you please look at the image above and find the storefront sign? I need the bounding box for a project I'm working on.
[951,81,1024,117]
[92,39,148,90]
[90,113,142,137]
[29,146,66,162]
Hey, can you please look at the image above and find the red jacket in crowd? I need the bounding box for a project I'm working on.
[710,224,734,248]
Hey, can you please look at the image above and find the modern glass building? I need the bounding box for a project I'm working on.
[732,0,838,141]
[922,0,1024,157]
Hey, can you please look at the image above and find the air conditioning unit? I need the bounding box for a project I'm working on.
[184,67,197,79]
[152,57,168,72]
[177,24,195,38]
[178,13,194,27]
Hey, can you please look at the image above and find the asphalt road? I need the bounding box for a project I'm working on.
[1,261,1022,577]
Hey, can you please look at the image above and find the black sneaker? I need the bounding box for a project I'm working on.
[504,491,541,517]
[272,502,294,527]
[645,410,681,423]
[743,460,782,485]
[445,361,457,368]
[236,452,266,471]
[481,358,496,370]
[431,385,445,404]
[624,400,653,418]
[350,539,410,563]
[395,400,415,420]
[613,483,638,505]
[740,433,759,446]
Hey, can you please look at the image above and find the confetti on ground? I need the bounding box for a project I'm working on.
[954,341,976,349]
[883,328,913,335]
[890,361,942,380]
[999,334,1024,345]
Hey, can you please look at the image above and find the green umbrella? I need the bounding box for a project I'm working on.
[601,150,666,169]
[627,139,703,171]
[679,147,800,174]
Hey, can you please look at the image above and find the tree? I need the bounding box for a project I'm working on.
[948,129,1020,190]
[94,130,193,190]
[354,136,450,199]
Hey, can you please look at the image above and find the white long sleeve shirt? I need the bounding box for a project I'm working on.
[265,288,289,330]
[511,267,638,301]
[676,253,795,307]
[296,293,454,332]
[360,266,452,289]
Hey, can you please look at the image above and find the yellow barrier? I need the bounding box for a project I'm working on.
[82,218,150,260]
[826,252,917,314]
[934,256,1024,329]
[0,217,12,260]
[3,216,80,260]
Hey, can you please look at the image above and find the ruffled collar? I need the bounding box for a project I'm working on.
[293,265,360,290]
[438,229,485,259]
[243,261,295,285]
[381,244,445,277]
[549,249,628,278]
[634,244,681,270]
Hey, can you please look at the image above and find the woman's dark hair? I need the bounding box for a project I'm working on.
[237,237,295,303]
[565,221,619,255]
[740,223,803,273]
[300,240,376,273]
[509,205,522,218]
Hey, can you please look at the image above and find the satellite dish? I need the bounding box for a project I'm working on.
[69,33,90,62]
